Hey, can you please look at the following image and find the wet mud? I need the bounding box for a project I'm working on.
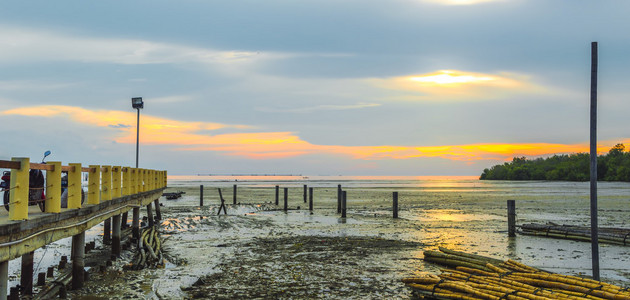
[66,183,630,299]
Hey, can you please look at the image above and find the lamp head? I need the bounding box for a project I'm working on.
[131,97,144,109]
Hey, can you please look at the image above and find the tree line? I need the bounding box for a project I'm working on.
[479,143,630,181]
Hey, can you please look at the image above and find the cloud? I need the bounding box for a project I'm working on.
[256,103,381,113]
[0,26,283,69]
[1,105,618,163]
[369,70,548,101]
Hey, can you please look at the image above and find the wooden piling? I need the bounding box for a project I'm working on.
[309,187,313,212]
[147,203,154,227]
[103,218,111,245]
[153,199,162,220]
[21,251,34,295]
[37,272,45,286]
[47,266,54,277]
[303,185,307,203]
[393,192,399,219]
[112,214,121,257]
[72,231,85,289]
[0,260,8,300]
[283,188,288,212]
[275,185,279,205]
[200,185,204,206]
[507,200,516,237]
[132,207,140,240]
[9,287,18,300]
[341,191,347,218]
[337,185,342,213]
[233,184,237,205]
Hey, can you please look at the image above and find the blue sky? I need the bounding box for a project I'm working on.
[1,0,629,175]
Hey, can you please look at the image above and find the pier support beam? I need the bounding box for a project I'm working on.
[153,199,162,221]
[72,231,85,290]
[147,203,154,227]
[21,251,34,296]
[121,212,128,228]
[112,214,121,257]
[103,218,111,245]
[132,207,140,240]
[0,260,7,300]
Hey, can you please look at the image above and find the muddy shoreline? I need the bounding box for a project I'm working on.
[67,184,630,299]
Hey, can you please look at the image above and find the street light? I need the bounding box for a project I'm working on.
[132,97,144,168]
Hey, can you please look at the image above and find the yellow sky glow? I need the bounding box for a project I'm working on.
[1,105,617,162]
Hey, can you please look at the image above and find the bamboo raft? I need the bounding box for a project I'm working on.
[520,223,630,246]
[127,226,164,270]
[403,247,630,300]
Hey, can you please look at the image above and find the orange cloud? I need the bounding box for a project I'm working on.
[1,105,620,162]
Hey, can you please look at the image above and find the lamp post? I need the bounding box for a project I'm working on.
[131,97,144,168]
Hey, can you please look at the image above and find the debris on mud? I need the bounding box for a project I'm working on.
[182,235,422,299]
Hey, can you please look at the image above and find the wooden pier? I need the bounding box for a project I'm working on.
[0,157,166,298]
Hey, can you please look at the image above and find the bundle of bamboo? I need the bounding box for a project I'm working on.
[128,226,164,270]
[520,223,630,246]
[403,248,630,300]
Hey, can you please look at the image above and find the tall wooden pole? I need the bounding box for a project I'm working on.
[589,41,600,281]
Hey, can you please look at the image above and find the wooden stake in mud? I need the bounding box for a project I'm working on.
[284,187,288,212]
[589,41,600,280]
[303,185,307,203]
[121,212,128,229]
[507,200,516,237]
[233,184,237,205]
[337,185,342,213]
[341,191,347,218]
[37,272,45,286]
[21,251,34,295]
[200,185,204,207]
[309,187,313,212]
[72,231,85,289]
[217,188,227,215]
[275,185,279,205]
[393,192,399,219]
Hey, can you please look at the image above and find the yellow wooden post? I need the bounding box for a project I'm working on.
[45,161,62,213]
[150,170,155,190]
[101,165,111,201]
[67,163,82,209]
[112,166,121,199]
[9,157,29,220]
[88,165,100,205]
[164,170,168,188]
[122,167,130,196]
[140,169,146,192]
[130,168,137,195]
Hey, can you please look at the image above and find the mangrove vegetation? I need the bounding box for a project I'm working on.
[480,143,630,181]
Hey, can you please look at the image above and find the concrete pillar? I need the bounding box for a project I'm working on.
[72,231,85,289]
[112,214,121,257]
[103,218,111,245]
[132,207,140,240]
[147,203,154,227]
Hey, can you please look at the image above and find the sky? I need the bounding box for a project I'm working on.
[1,0,629,176]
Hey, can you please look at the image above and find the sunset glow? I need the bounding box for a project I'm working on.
[1,105,615,163]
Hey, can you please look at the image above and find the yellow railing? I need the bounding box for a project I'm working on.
[0,157,167,221]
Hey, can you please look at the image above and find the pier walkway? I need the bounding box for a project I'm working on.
[0,157,165,298]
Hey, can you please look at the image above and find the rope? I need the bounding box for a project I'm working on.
[431,279,445,296]
[623,233,630,246]
[584,285,604,297]
[499,271,514,279]
[532,288,543,295]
